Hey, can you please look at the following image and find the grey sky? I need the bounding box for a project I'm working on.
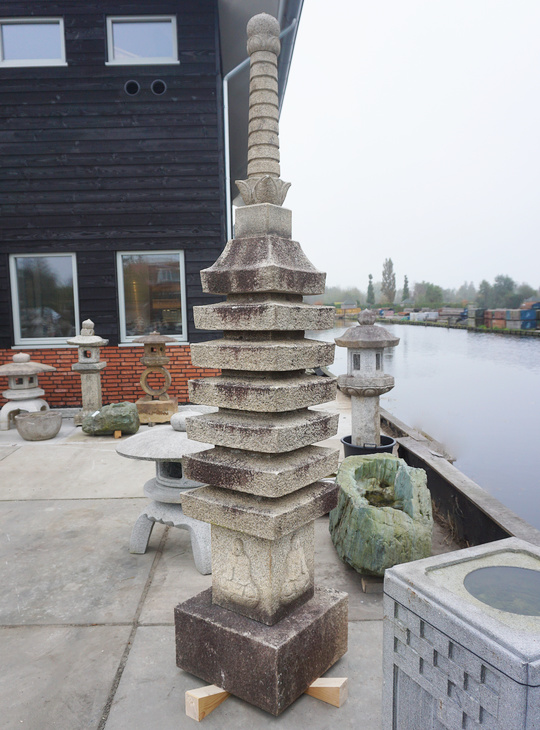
[279,0,540,292]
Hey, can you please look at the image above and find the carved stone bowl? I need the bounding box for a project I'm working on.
[15,411,62,441]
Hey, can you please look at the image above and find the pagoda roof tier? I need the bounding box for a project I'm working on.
[194,299,335,331]
[186,408,338,453]
[200,236,326,295]
[190,337,334,371]
[183,445,339,498]
[182,480,339,540]
[188,373,337,412]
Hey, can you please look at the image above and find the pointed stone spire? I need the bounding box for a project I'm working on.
[235,13,291,207]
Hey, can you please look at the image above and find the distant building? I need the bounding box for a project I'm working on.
[0,0,303,407]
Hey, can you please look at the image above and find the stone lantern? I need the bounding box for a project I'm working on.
[133,331,177,424]
[67,318,108,425]
[335,310,399,453]
[0,353,56,430]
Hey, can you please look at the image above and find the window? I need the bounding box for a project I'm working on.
[106,16,178,65]
[10,254,79,345]
[0,19,66,67]
[117,251,187,342]
[352,353,361,371]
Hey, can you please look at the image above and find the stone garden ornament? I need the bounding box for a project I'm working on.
[174,13,348,719]
[66,318,108,425]
[0,352,55,431]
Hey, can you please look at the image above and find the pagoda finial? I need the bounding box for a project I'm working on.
[235,13,291,207]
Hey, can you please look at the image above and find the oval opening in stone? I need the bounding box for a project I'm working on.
[463,565,540,616]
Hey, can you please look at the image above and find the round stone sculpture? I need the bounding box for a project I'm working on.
[329,453,433,576]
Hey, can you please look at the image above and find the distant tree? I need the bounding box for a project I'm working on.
[367,274,375,306]
[413,281,444,308]
[516,283,537,303]
[402,275,410,301]
[456,281,477,303]
[381,258,396,303]
[476,280,494,308]
[492,275,517,307]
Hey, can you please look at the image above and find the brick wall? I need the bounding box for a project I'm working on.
[0,346,220,408]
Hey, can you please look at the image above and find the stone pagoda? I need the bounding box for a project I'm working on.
[174,13,348,717]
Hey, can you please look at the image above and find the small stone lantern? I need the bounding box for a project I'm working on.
[133,331,178,424]
[67,319,109,425]
[0,353,56,430]
[335,310,399,451]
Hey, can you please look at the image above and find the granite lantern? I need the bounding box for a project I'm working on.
[67,318,108,425]
[335,310,399,455]
[384,537,540,730]
[133,332,178,424]
[174,13,348,717]
[0,353,55,431]
[116,415,212,574]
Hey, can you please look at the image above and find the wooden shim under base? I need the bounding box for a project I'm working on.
[185,677,348,720]
[305,677,348,707]
[185,685,230,721]
[114,430,122,439]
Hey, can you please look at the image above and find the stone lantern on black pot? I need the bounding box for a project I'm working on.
[335,310,399,456]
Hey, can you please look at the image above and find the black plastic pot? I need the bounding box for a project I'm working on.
[341,434,396,458]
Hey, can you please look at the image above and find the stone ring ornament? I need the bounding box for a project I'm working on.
[140,366,171,398]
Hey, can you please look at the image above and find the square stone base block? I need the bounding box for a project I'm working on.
[175,585,348,716]
[136,397,178,424]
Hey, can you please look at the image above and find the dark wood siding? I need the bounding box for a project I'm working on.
[0,0,225,347]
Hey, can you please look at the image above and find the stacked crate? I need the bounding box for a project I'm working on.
[492,309,507,329]
[520,308,537,330]
[467,307,484,328]
[506,309,521,330]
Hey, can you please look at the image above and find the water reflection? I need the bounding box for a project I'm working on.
[309,324,540,529]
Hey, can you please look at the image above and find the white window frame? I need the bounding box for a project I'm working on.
[0,18,67,67]
[117,250,187,343]
[9,253,79,347]
[106,15,179,66]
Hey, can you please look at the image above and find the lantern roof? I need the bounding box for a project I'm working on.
[0,352,56,376]
[67,319,108,347]
[132,331,178,345]
[335,310,400,350]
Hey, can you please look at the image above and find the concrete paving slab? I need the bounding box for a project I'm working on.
[0,444,19,461]
[0,499,157,624]
[315,516,383,621]
[0,624,131,730]
[0,444,153,500]
[104,622,383,729]
[139,527,212,625]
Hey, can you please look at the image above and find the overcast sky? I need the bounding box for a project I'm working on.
[278,0,540,292]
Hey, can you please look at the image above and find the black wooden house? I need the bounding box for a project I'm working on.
[0,0,302,407]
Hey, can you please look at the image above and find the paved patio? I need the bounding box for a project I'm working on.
[0,395,453,729]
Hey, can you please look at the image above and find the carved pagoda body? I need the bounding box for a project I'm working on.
[174,13,348,716]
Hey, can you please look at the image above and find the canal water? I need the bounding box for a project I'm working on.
[309,324,540,530]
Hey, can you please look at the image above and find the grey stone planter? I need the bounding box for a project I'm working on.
[15,410,62,441]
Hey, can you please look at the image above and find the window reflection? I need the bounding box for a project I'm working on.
[121,253,183,337]
[112,20,174,60]
[14,255,76,338]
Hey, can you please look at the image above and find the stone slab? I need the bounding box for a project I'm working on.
[186,408,338,453]
[0,444,153,499]
[181,480,339,539]
[190,337,335,371]
[194,299,335,331]
[175,585,348,716]
[183,445,339,498]
[200,236,326,295]
[102,622,383,730]
[0,625,131,730]
[0,498,155,624]
[189,373,337,412]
